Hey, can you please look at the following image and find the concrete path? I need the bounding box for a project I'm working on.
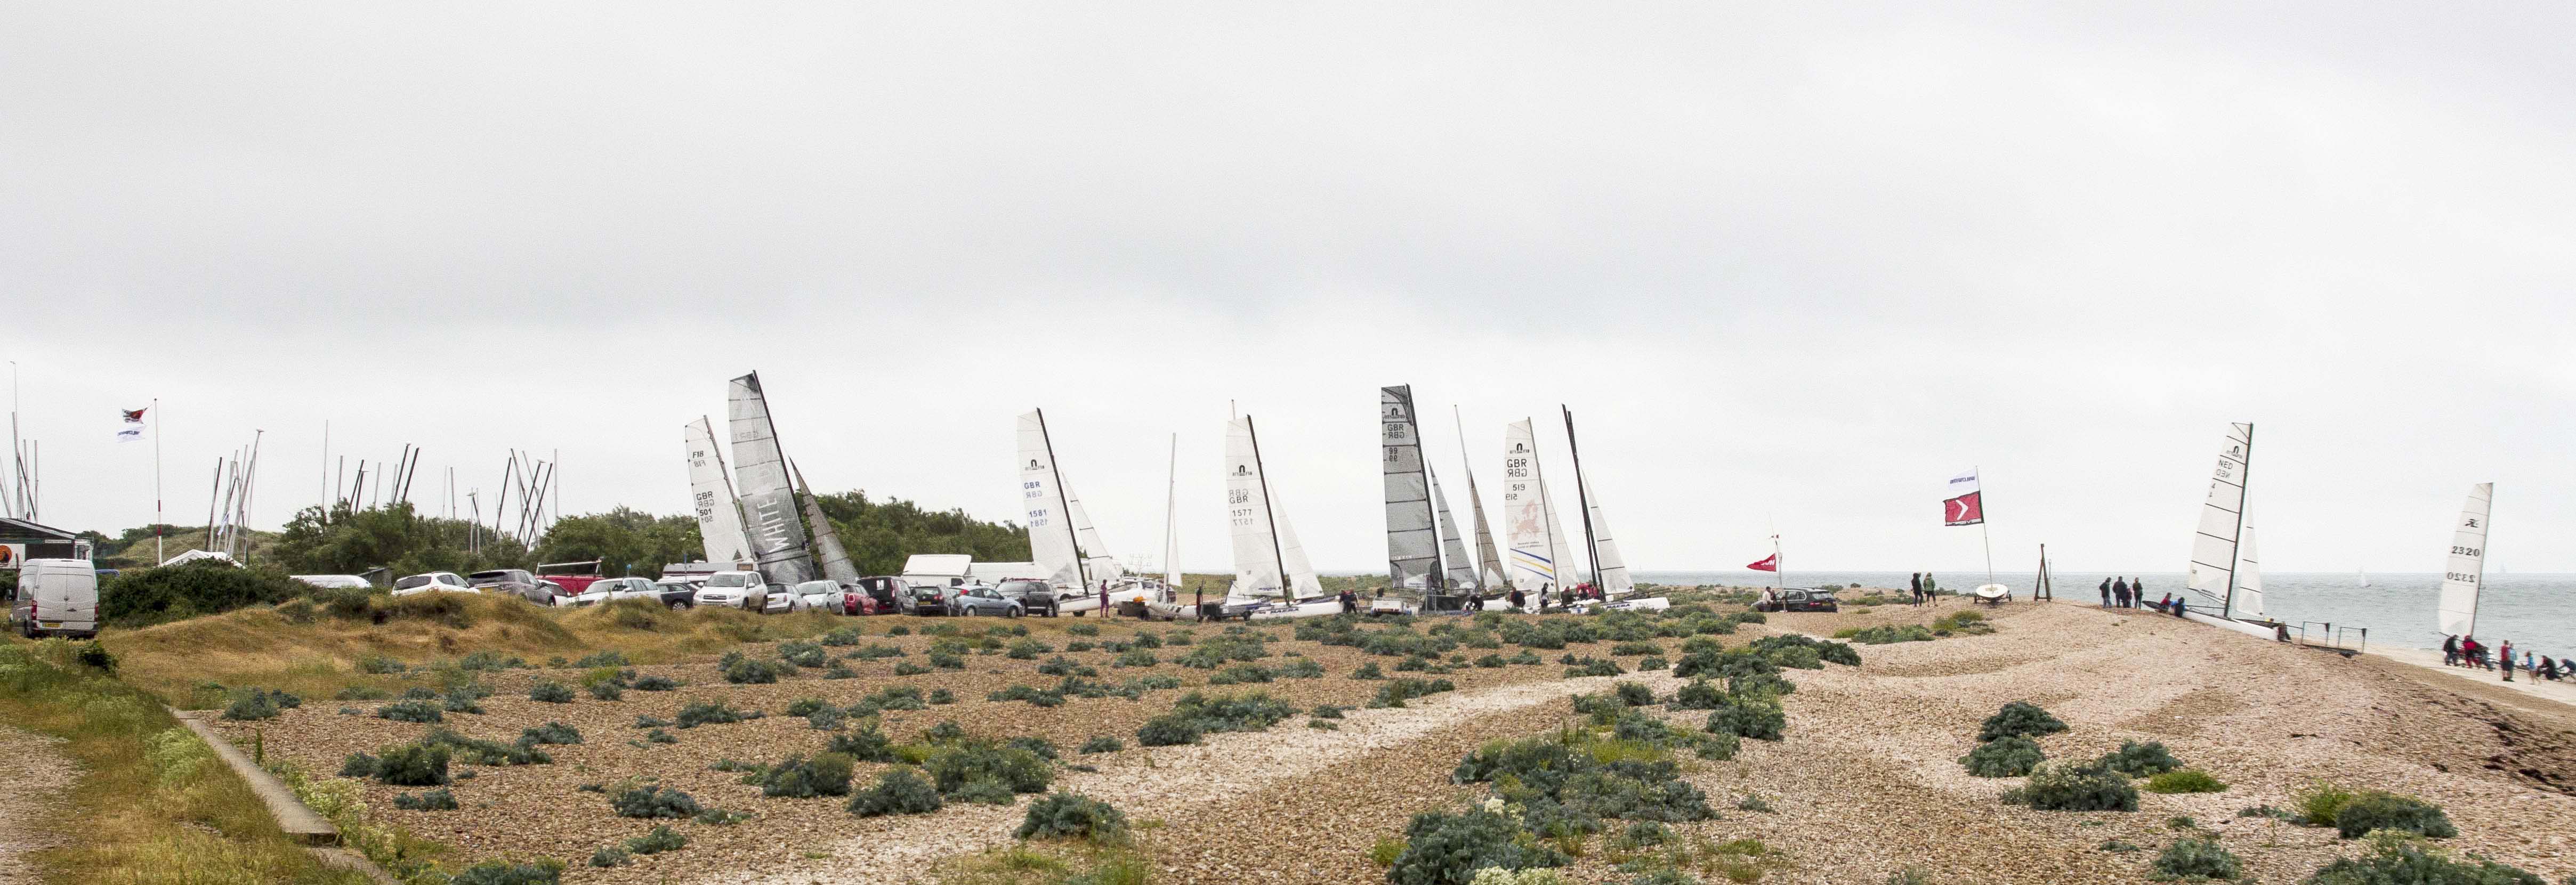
[171,710,341,845]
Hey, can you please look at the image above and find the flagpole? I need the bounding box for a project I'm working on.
[154,398,164,565]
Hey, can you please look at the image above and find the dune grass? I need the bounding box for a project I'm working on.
[0,639,367,885]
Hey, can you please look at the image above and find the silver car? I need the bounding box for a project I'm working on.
[787,580,843,613]
[947,584,1025,618]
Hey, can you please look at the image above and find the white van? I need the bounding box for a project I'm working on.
[10,558,100,639]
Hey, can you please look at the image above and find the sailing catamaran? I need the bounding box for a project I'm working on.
[1561,407,1664,612]
[682,416,753,567]
[1382,385,1442,594]
[728,372,819,586]
[2179,421,2278,639]
[1222,415,1336,620]
[1018,409,1102,606]
[2435,483,2492,640]
[1503,418,1579,607]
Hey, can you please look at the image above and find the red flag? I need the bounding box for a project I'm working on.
[1944,491,1983,526]
[1746,554,1778,572]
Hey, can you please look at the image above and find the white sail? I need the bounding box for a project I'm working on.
[1455,415,1507,592]
[2185,422,2253,609]
[1382,385,1440,589]
[1016,410,1085,589]
[2356,569,2370,588]
[1224,416,1320,600]
[793,462,861,583]
[683,417,753,565]
[726,372,817,584]
[2232,526,2265,620]
[1431,466,1478,590]
[1575,460,1635,596]
[1503,419,1573,594]
[2436,482,2492,638]
[1064,487,1125,584]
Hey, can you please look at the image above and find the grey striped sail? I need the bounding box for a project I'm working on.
[1382,385,1440,589]
[1431,466,1479,590]
[726,372,818,585]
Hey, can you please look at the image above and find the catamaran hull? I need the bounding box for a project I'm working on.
[2180,610,2279,640]
[1243,598,1346,621]
[1569,597,1670,613]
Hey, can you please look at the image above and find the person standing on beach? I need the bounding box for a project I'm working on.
[2098,578,2111,608]
[2500,640,2515,681]
[1912,573,1925,606]
[2110,577,2126,608]
[1924,573,1938,604]
[2443,635,2461,666]
[1193,584,1206,622]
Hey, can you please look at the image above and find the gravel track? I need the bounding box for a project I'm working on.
[0,724,77,884]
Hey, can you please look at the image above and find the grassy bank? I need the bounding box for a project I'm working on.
[0,639,366,885]
[105,594,861,706]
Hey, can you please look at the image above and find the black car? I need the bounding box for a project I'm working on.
[852,577,904,614]
[992,579,1063,617]
[899,582,955,616]
[1754,588,1839,613]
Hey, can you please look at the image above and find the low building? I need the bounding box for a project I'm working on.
[0,517,92,570]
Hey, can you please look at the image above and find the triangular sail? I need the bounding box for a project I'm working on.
[683,417,753,565]
[1457,427,1506,592]
[1575,460,1634,596]
[2437,483,2492,637]
[1503,419,1570,593]
[2185,422,2253,610]
[1064,486,1125,583]
[1225,416,1319,600]
[1016,410,1084,589]
[2232,527,2265,620]
[1431,466,1477,590]
[793,462,861,583]
[726,372,818,584]
[1381,385,1440,589]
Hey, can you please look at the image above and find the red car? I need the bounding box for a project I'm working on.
[844,577,904,615]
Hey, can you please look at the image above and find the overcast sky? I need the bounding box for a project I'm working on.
[4,2,2571,574]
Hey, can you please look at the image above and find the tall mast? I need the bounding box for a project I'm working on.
[1246,415,1288,603]
[1035,409,1089,594]
[1977,466,1995,587]
[1162,433,1177,585]
[1562,406,1602,588]
[2223,425,2253,618]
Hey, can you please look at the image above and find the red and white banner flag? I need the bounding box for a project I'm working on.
[1944,468,1983,526]
[116,408,149,443]
[1746,554,1778,572]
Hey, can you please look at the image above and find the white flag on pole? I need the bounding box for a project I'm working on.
[117,408,149,443]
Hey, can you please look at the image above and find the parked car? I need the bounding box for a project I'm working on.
[391,572,475,597]
[760,583,798,615]
[849,577,902,614]
[841,586,883,615]
[946,584,1025,618]
[992,579,1062,617]
[692,570,766,610]
[469,569,567,605]
[592,577,661,605]
[290,574,372,590]
[899,581,954,616]
[652,579,698,610]
[9,558,99,638]
[1753,588,1840,613]
[787,580,843,613]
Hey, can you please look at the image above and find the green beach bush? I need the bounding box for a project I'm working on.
[1959,736,2044,777]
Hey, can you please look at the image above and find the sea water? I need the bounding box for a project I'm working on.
[1635,570,2571,654]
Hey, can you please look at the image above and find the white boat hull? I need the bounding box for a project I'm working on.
[1242,598,1346,621]
[1569,596,1669,613]
[2180,609,2280,640]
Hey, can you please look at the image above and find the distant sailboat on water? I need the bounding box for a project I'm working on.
[2356,568,2370,589]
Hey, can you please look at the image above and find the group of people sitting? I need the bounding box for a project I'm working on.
[2443,635,2565,683]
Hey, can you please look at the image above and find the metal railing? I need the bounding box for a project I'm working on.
[2295,621,2367,654]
